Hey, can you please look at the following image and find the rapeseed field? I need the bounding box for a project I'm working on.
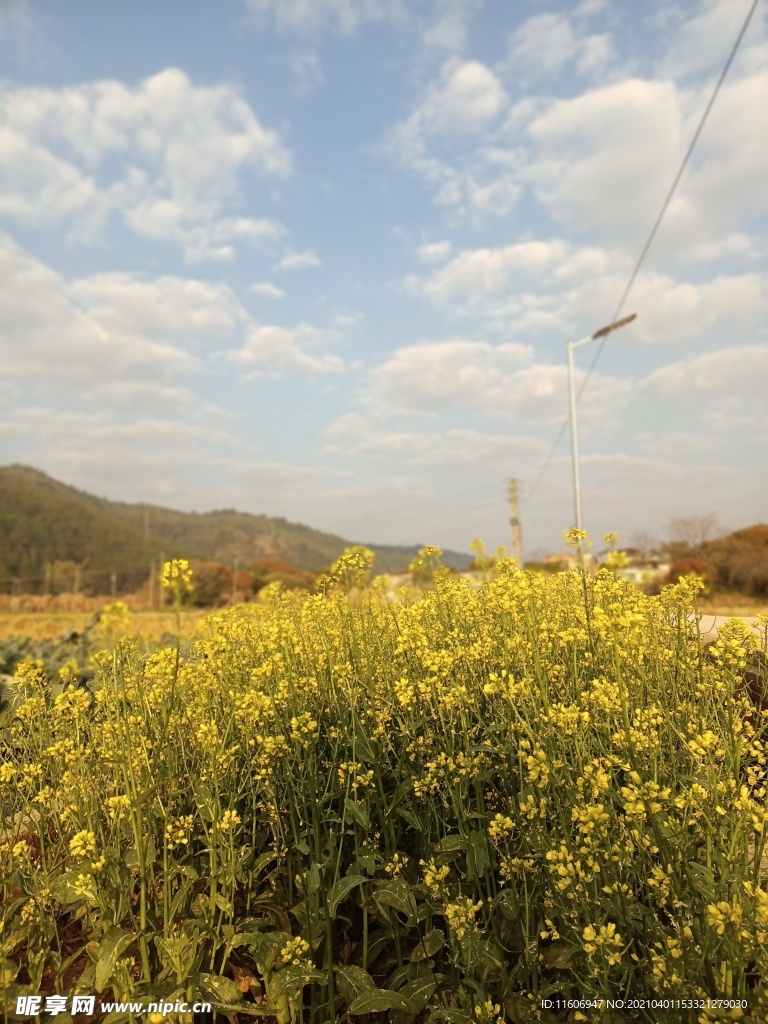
[2,546,767,1023]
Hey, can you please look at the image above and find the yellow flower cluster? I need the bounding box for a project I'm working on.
[2,546,766,1014]
[280,936,312,966]
[582,922,623,966]
[444,898,483,941]
[162,558,194,591]
[69,830,96,859]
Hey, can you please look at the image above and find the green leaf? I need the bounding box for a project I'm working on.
[504,995,534,1024]
[214,893,234,915]
[467,830,490,879]
[248,929,292,974]
[477,940,505,972]
[350,711,375,763]
[335,965,376,1005]
[434,834,467,853]
[344,798,370,830]
[0,958,18,986]
[198,973,243,1005]
[95,926,135,992]
[687,861,715,894]
[430,1011,472,1024]
[251,850,278,877]
[168,878,199,924]
[329,874,367,918]
[410,928,444,962]
[365,931,393,967]
[193,782,215,821]
[540,942,576,970]
[123,836,156,870]
[348,989,416,1015]
[374,877,417,920]
[270,965,323,1001]
[307,862,322,896]
[495,889,519,921]
[397,975,437,1014]
[395,806,423,831]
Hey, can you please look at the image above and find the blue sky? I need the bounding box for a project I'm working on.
[1,0,766,557]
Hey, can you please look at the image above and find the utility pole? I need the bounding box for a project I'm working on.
[43,564,51,598]
[148,560,155,611]
[232,556,239,606]
[566,314,637,534]
[158,552,165,609]
[110,572,117,600]
[508,479,523,566]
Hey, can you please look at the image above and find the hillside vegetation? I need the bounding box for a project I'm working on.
[0,465,470,593]
[668,524,768,599]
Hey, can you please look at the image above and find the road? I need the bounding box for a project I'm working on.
[694,615,763,642]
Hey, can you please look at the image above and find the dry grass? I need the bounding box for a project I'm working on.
[697,593,768,617]
[0,608,208,642]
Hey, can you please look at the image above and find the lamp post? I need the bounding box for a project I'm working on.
[566,313,637,534]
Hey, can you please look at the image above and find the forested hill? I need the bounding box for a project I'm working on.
[0,465,470,591]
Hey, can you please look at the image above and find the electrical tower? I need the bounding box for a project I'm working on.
[508,479,523,566]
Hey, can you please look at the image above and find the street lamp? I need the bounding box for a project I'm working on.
[566,313,637,534]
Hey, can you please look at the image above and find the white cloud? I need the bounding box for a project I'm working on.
[68,273,247,338]
[251,281,286,299]
[683,70,768,232]
[412,233,767,351]
[423,0,483,52]
[503,14,612,80]
[523,78,683,240]
[339,425,547,469]
[0,68,291,260]
[404,58,507,139]
[633,430,726,456]
[0,407,234,448]
[0,235,200,398]
[361,338,629,423]
[124,211,285,262]
[385,58,521,218]
[421,240,567,302]
[659,0,766,81]
[641,344,768,401]
[325,412,369,439]
[574,0,611,16]
[417,240,452,263]
[273,249,321,271]
[388,55,767,257]
[518,68,768,255]
[244,0,405,35]
[284,51,325,93]
[232,323,344,376]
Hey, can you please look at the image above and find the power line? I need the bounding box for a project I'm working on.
[357,481,510,539]
[523,0,758,510]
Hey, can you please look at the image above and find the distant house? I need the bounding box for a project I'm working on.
[541,552,579,569]
[596,549,670,586]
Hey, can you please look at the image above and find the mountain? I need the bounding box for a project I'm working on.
[0,465,471,593]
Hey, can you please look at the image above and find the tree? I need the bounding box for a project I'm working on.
[667,557,718,594]
[188,562,232,607]
[629,530,658,561]
[666,514,721,550]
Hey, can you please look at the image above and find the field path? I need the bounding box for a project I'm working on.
[692,614,765,647]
